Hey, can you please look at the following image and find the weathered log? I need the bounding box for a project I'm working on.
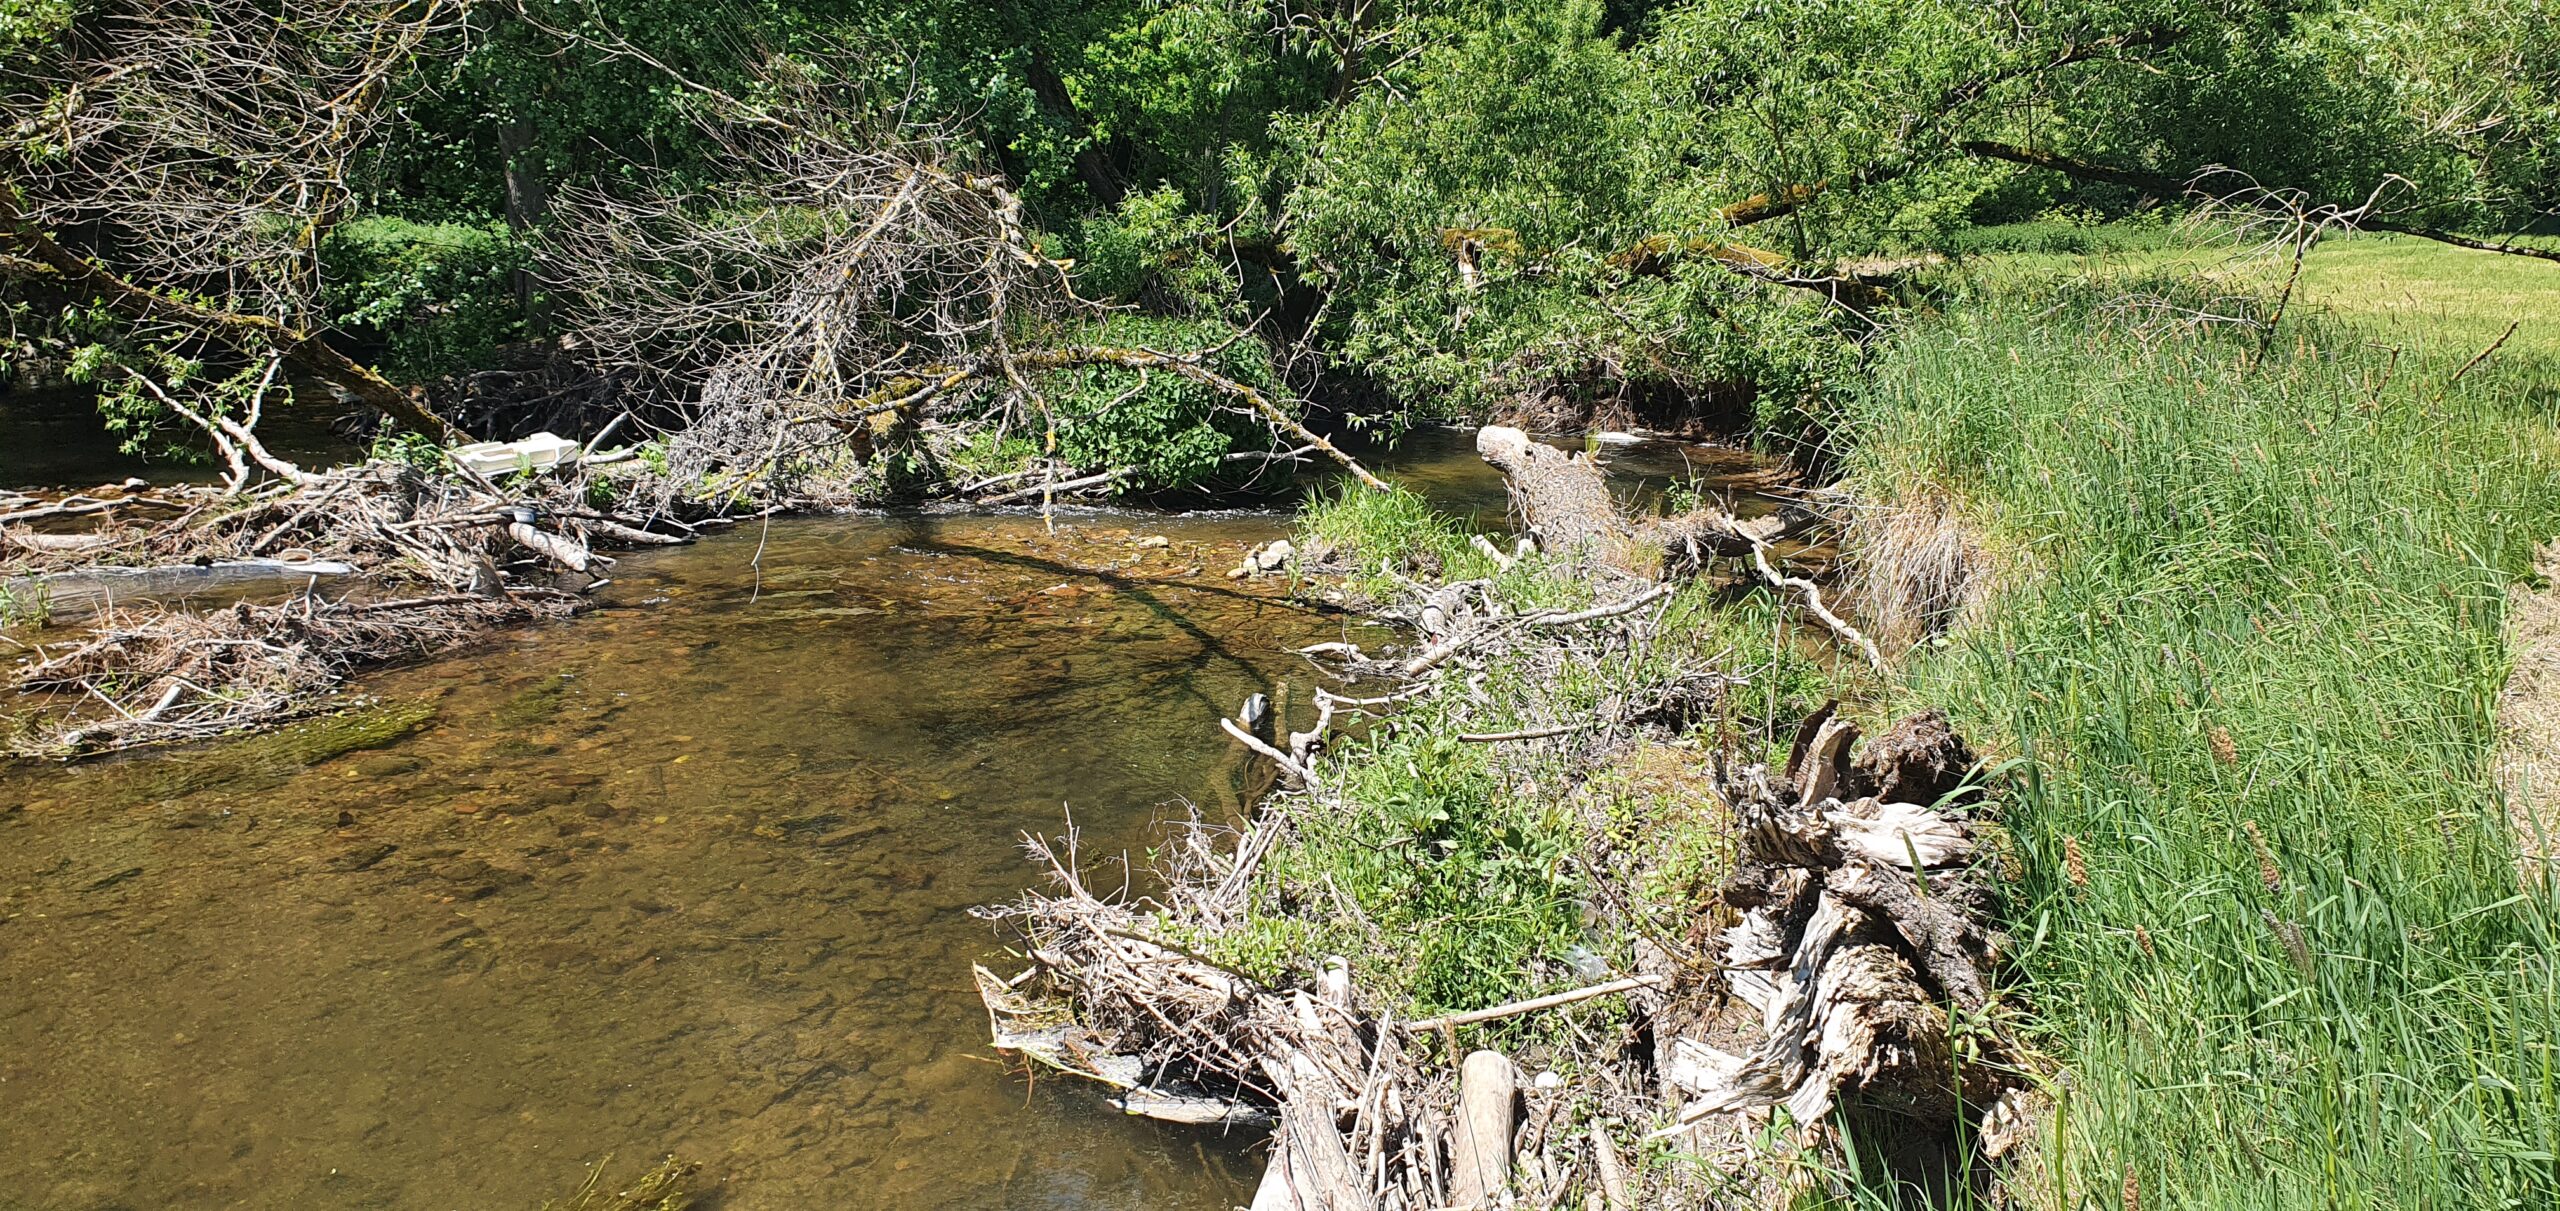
[1448,1050,1518,1209]
[1848,708,1978,806]
[4,558,358,623]
[1475,427,1629,565]
[503,508,595,574]
[1475,425,1812,578]
[1665,709,2012,1139]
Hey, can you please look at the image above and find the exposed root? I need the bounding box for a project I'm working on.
[1662,708,2011,1134]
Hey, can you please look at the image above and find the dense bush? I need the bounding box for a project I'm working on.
[324,218,531,382]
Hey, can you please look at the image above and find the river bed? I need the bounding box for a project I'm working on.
[0,428,1770,1209]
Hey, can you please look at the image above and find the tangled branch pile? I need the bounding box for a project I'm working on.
[541,51,1380,512]
[976,434,2029,1206]
[2,455,690,754]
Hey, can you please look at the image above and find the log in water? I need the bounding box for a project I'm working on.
[5,558,359,621]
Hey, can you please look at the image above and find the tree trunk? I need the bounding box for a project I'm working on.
[497,116,551,332]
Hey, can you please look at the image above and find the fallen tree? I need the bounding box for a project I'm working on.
[1473,425,1813,578]
[0,0,476,443]
[534,32,1386,513]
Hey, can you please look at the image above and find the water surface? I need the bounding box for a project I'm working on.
[0,431,1763,1209]
[0,515,1376,1209]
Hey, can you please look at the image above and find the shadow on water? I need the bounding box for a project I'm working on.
[0,431,1765,1209]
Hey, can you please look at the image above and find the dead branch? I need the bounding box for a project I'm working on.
[537,48,1376,513]
[1751,542,1887,671]
[1401,976,1664,1034]
[0,1,473,442]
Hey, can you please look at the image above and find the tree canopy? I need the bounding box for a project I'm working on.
[3,0,2552,470]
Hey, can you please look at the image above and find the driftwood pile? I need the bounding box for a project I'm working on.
[979,426,2026,1207]
[1,456,694,754]
[984,704,2018,1209]
[1667,706,2012,1134]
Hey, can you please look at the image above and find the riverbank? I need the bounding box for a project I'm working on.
[989,242,2560,1207]
[1842,263,2560,1205]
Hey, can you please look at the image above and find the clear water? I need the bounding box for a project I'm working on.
[0,430,1765,1209]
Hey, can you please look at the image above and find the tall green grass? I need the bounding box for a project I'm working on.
[1844,288,2560,1207]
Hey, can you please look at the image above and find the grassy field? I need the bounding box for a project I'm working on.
[1966,227,2560,363]
[1844,246,2560,1206]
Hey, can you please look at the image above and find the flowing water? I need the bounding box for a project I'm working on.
[0,428,1769,1210]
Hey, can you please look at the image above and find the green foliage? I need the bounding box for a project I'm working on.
[1246,723,1587,1012]
[1844,281,2560,1207]
[1930,212,2191,258]
[59,310,267,463]
[1274,0,1865,434]
[1035,314,1284,492]
[325,217,530,381]
[0,0,72,58]
[0,578,50,627]
[1248,488,1839,1015]
[1072,185,1238,315]
[368,428,449,472]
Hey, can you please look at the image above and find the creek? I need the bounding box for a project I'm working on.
[0,428,1772,1209]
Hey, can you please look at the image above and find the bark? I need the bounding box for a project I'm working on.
[497,116,551,330]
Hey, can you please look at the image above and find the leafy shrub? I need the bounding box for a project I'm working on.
[325,217,530,382]
[1035,313,1287,492]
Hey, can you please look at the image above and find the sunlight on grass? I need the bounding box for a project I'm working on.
[1845,281,2560,1208]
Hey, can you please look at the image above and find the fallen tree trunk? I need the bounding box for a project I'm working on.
[0,182,473,444]
[1474,425,1811,577]
[4,558,358,623]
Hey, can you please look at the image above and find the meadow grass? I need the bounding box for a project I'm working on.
[1843,275,2560,1206]
[1967,227,2560,365]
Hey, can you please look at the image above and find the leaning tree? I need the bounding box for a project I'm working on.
[0,0,475,478]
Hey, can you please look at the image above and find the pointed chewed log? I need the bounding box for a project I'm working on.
[1473,425,1809,576]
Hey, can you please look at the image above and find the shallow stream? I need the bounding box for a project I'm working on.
[0,428,1770,1209]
